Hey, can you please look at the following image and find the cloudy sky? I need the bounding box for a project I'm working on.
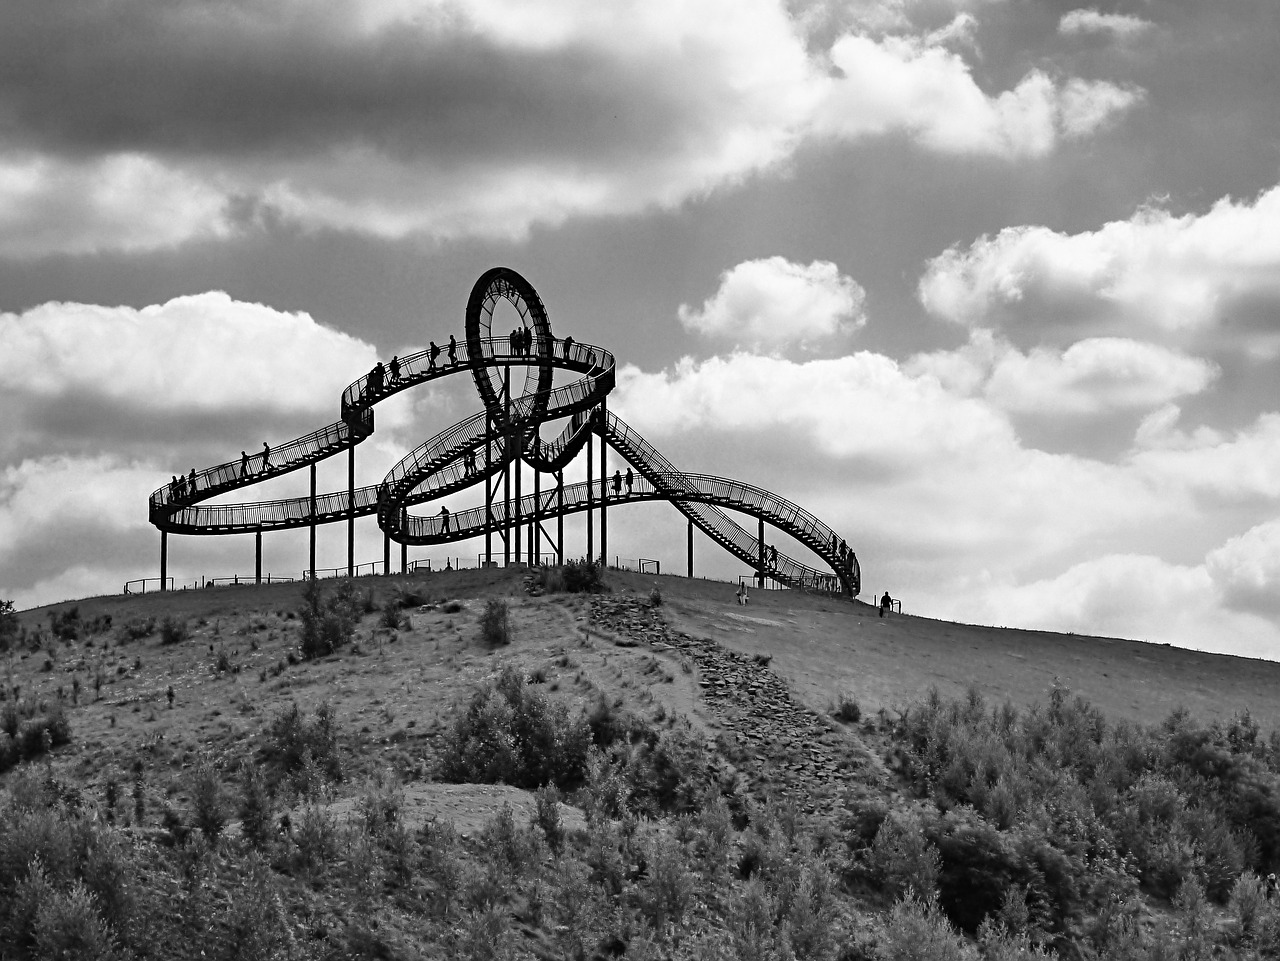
[2,0,1279,658]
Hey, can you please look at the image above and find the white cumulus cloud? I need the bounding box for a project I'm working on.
[918,186,1280,355]
[1207,521,1280,618]
[814,35,1141,159]
[677,258,866,351]
[1058,9,1153,41]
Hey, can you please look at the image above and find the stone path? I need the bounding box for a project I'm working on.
[587,594,881,819]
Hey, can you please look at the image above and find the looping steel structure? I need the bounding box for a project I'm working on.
[148,268,860,596]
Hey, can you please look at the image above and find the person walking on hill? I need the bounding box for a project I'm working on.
[880,591,892,618]
[737,582,749,605]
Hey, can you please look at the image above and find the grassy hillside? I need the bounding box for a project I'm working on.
[3,566,1280,960]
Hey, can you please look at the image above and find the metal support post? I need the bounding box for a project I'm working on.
[347,444,355,577]
[160,530,168,590]
[503,367,511,567]
[484,422,493,566]
[757,517,766,588]
[309,463,317,581]
[383,530,390,575]
[514,438,522,563]
[556,470,564,565]
[532,463,540,562]
[599,403,608,567]
[687,520,693,578]
[255,530,263,585]
[586,429,594,562]
[401,541,407,574]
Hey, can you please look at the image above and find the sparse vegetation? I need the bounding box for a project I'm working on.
[298,578,359,659]
[7,572,1280,960]
[477,598,511,646]
[158,614,188,645]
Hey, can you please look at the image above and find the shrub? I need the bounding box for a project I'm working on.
[533,784,564,853]
[298,579,359,660]
[625,724,716,816]
[879,892,975,961]
[871,809,941,900]
[478,598,511,647]
[238,762,274,850]
[833,694,862,724]
[0,700,72,771]
[31,876,119,961]
[379,600,406,631]
[439,666,590,791]
[116,617,156,643]
[563,558,605,593]
[265,701,342,783]
[159,615,188,645]
[189,760,227,841]
[648,587,662,608]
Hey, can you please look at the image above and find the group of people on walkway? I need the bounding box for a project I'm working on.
[608,468,635,496]
[168,469,199,502]
[170,440,274,503]
[508,326,537,357]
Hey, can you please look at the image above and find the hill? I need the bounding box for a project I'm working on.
[4,566,1280,960]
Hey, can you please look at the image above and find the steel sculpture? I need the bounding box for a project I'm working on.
[148,268,860,596]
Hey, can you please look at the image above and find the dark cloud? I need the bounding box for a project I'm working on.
[0,0,693,167]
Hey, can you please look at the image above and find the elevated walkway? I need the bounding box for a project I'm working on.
[147,267,860,597]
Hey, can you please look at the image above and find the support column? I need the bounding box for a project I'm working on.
[586,429,594,562]
[401,541,407,575]
[309,463,317,581]
[757,517,766,588]
[383,530,390,575]
[514,441,522,564]
[255,529,262,585]
[484,423,493,567]
[556,470,564,565]
[347,444,355,577]
[532,464,540,563]
[599,401,608,568]
[687,520,693,578]
[503,367,511,567]
[160,530,168,590]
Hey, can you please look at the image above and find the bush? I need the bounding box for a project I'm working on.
[0,700,72,772]
[265,701,342,783]
[159,615,188,645]
[238,762,274,850]
[871,809,941,900]
[478,599,511,647]
[189,760,227,842]
[833,694,862,724]
[379,600,406,631]
[563,558,605,593]
[879,892,975,961]
[533,784,564,853]
[116,617,156,643]
[298,579,359,660]
[439,666,591,792]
